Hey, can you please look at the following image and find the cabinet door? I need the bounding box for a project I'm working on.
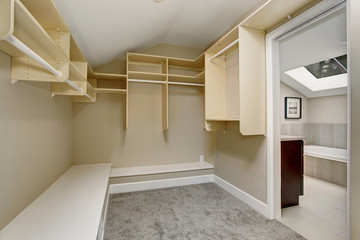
[281,140,303,208]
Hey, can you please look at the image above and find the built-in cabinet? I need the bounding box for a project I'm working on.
[2,0,312,136]
[204,26,266,135]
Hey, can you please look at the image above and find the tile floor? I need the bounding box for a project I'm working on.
[279,176,347,240]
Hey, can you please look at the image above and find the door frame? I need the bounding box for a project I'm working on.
[265,0,348,224]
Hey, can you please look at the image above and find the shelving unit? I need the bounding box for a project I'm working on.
[205,26,266,135]
[126,52,205,130]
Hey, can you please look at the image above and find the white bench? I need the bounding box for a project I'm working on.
[0,164,111,240]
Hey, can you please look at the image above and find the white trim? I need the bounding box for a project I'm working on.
[97,185,110,240]
[213,176,270,218]
[346,1,351,239]
[110,175,214,194]
[265,0,346,220]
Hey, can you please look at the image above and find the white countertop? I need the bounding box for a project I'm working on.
[0,164,111,240]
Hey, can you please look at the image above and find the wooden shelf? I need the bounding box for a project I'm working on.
[87,64,96,78]
[95,88,127,94]
[206,118,239,121]
[110,161,214,178]
[95,73,127,80]
[128,71,166,81]
[128,52,167,64]
[168,54,205,69]
[168,71,204,84]
[0,0,68,61]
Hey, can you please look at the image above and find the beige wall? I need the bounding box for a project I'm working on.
[280,81,309,123]
[138,43,204,59]
[0,52,72,230]
[72,44,215,168]
[214,122,267,203]
[350,0,360,239]
[308,94,347,124]
[281,82,347,124]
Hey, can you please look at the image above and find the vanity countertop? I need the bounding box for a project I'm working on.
[281,135,306,141]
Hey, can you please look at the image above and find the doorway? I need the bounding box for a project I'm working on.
[266,0,349,239]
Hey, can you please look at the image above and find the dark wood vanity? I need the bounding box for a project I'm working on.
[281,136,305,208]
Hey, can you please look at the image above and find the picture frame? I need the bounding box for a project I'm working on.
[285,97,302,119]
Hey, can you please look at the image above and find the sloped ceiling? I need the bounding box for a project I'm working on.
[279,8,347,98]
[52,0,262,67]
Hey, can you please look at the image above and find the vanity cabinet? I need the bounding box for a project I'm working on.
[281,138,304,208]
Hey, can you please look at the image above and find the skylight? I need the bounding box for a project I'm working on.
[304,55,347,79]
[285,55,347,92]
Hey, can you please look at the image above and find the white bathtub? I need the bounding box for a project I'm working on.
[304,145,347,163]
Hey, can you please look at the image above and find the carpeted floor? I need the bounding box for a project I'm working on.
[105,183,305,240]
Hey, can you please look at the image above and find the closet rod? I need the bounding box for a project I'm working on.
[6,35,82,92]
[168,81,204,87]
[128,79,166,84]
[65,79,82,92]
[208,39,239,61]
[5,35,62,77]
[84,93,95,102]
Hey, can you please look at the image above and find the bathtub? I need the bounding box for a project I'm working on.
[304,145,347,163]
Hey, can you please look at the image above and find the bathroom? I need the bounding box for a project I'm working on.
[277,4,348,240]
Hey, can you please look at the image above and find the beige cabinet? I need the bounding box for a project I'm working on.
[205,26,266,135]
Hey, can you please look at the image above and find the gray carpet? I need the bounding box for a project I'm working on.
[105,183,305,240]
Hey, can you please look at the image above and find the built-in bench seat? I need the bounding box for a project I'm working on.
[0,164,111,240]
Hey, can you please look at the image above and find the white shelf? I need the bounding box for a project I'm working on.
[0,164,112,240]
[110,161,214,178]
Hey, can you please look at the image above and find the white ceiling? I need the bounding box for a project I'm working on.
[279,8,347,98]
[52,0,262,67]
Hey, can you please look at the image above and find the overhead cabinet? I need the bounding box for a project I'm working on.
[205,26,266,135]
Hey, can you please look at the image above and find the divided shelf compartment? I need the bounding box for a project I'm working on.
[167,54,205,85]
[95,73,127,94]
[128,53,167,82]
[205,27,240,132]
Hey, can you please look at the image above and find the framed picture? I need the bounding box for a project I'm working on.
[285,97,302,119]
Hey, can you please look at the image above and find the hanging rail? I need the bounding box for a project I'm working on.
[128,79,166,84]
[168,81,204,87]
[207,39,239,61]
[84,93,95,102]
[5,35,80,92]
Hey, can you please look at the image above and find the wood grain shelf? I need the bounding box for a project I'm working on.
[128,71,167,81]
[94,88,127,94]
[128,52,167,64]
[0,0,68,61]
[168,71,204,84]
[168,54,205,69]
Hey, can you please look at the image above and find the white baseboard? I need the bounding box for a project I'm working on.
[110,174,214,194]
[109,174,270,218]
[213,176,270,218]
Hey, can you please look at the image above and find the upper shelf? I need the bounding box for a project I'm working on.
[128,52,167,65]
[0,0,68,61]
[168,54,205,69]
[168,71,204,84]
